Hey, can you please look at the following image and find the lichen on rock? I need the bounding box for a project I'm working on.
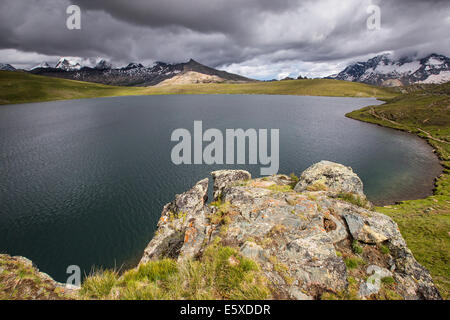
[294,160,365,197]
[0,254,78,300]
[139,161,442,300]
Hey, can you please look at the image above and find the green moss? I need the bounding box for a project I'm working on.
[379,244,390,255]
[266,184,294,193]
[289,173,299,188]
[167,210,187,223]
[351,240,363,255]
[381,276,395,285]
[345,257,365,270]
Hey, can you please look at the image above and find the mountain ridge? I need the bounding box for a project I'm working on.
[327,53,450,86]
[28,58,254,86]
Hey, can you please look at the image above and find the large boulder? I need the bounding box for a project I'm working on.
[140,164,441,300]
[294,161,365,197]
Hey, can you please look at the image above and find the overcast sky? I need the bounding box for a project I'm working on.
[1,0,449,79]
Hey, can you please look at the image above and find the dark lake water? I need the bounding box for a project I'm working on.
[0,95,442,282]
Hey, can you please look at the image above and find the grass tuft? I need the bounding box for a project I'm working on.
[78,243,270,300]
[344,257,365,270]
[351,240,363,255]
[337,192,370,208]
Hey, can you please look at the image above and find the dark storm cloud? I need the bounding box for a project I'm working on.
[73,0,301,34]
[0,0,449,78]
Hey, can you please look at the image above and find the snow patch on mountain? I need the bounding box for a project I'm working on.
[418,70,450,84]
[29,58,252,86]
[55,58,82,71]
[31,62,51,70]
[328,53,450,86]
[95,59,112,70]
[0,63,16,71]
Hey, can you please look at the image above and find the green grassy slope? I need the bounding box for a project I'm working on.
[0,71,149,105]
[347,82,450,298]
[0,71,396,105]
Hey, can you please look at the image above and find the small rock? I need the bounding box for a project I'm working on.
[211,170,251,201]
[358,265,392,298]
[240,241,266,262]
[289,288,313,300]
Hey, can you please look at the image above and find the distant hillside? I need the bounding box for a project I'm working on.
[0,71,396,105]
[28,58,253,86]
[0,71,149,105]
[327,53,450,86]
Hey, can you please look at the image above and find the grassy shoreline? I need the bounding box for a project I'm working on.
[346,82,449,298]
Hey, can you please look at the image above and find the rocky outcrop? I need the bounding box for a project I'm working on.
[294,161,365,197]
[140,178,210,263]
[140,161,441,300]
[0,254,77,300]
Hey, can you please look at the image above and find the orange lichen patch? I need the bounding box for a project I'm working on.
[295,195,310,202]
[264,199,285,207]
[227,210,241,218]
[184,227,197,244]
[250,180,276,188]
[296,199,318,211]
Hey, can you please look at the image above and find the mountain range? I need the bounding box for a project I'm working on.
[327,53,450,86]
[27,58,252,86]
[2,53,450,87]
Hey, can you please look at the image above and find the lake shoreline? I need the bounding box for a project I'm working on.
[346,101,445,206]
[346,100,446,205]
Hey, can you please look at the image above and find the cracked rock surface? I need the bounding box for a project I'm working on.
[140,161,441,300]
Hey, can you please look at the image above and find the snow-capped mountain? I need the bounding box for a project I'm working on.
[30,58,252,86]
[327,53,450,86]
[95,59,112,70]
[0,63,16,71]
[55,58,82,71]
[31,62,51,70]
